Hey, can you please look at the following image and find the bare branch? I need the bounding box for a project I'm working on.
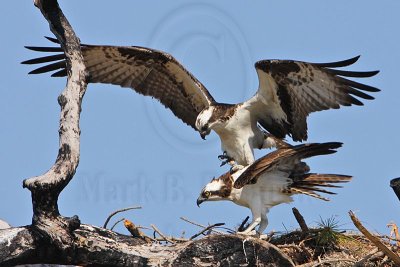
[110,218,125,231]
[155,237,188,242]
[103,206,142,228]
[387,222,400,246]
[21,0,88,251]
[124,219,153,243]
[151,224,175,244]
[238,216,250,232]
[180,216,225,234]
[292,207,309,233]
[190,223,225,240]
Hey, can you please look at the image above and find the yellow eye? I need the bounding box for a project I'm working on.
[204,191,211,197]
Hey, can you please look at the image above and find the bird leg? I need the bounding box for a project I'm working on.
[218,151,236,167]
[256,210,269,235]
[237,216,261,236]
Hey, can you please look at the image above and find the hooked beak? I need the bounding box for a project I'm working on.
[197,196,206,207]
[199,129,211,140]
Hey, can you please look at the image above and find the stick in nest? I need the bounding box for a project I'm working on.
[292,207,309,234]
[103,206,141,228]
[238,216,250,232]
[124,219,153,243]
[110,218,125,231]
[349,210,400,266]
[190,223,225,240]
[151,224,175,244]
[180,216,225,234]
[310,258,356,267]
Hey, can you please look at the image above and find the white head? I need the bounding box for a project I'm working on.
[195,107,215,140]
[197,172,233,206]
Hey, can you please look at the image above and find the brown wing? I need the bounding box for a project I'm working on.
[22,37,216,130]
[244,56,379,141]
[233,142,342,189]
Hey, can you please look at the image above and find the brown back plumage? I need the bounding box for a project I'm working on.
[233,142,343,189]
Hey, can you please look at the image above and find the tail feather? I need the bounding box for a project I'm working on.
[289,173,352,200]
[294,185,337,195]
[300,173,351,183]
[290,188,329,201]
[301,183,343,188]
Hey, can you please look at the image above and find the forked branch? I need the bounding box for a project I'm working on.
[21,0,88,251]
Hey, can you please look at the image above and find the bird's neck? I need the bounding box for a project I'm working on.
[227,187,242,202]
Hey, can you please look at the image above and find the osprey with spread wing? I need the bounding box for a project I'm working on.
[197,142,351,235]
[22,37,379,165]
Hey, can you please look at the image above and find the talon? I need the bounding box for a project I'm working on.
[230,164,244,173]
[218,152,236,167]
[218,151,229,160]
[237,229,257,236]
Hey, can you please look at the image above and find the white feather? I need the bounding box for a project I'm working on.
[195,107,214,130]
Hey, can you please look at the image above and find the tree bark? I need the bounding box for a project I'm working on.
[21,0,87,255]
[0,225,294,266]
[0,0,296,266]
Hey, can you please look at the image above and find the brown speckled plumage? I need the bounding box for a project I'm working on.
[233,142,345,189]
[23,38,380,151]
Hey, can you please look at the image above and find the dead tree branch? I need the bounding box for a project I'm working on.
[110,218,125,231]
[292,207,309,234]
[103,206,142,228]
[180,216,225,234]
[151,224,175,244]
[190,223,225,240]
[21,0,87,253]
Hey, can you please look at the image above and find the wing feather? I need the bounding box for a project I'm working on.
[22,39,216,129]
[244,57,379,141]
[233,142,342,189]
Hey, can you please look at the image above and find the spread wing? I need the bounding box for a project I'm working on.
[243,56,380,141]
[22,37,216,130]
[233,142,342,189]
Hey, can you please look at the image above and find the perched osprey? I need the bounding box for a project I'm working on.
[197,142,351,235]
[23,37,379,165]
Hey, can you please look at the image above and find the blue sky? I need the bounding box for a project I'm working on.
[1,1,399,237]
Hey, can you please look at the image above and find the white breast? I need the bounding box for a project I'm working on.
[213,108,263,165]
[233,171,293,209]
